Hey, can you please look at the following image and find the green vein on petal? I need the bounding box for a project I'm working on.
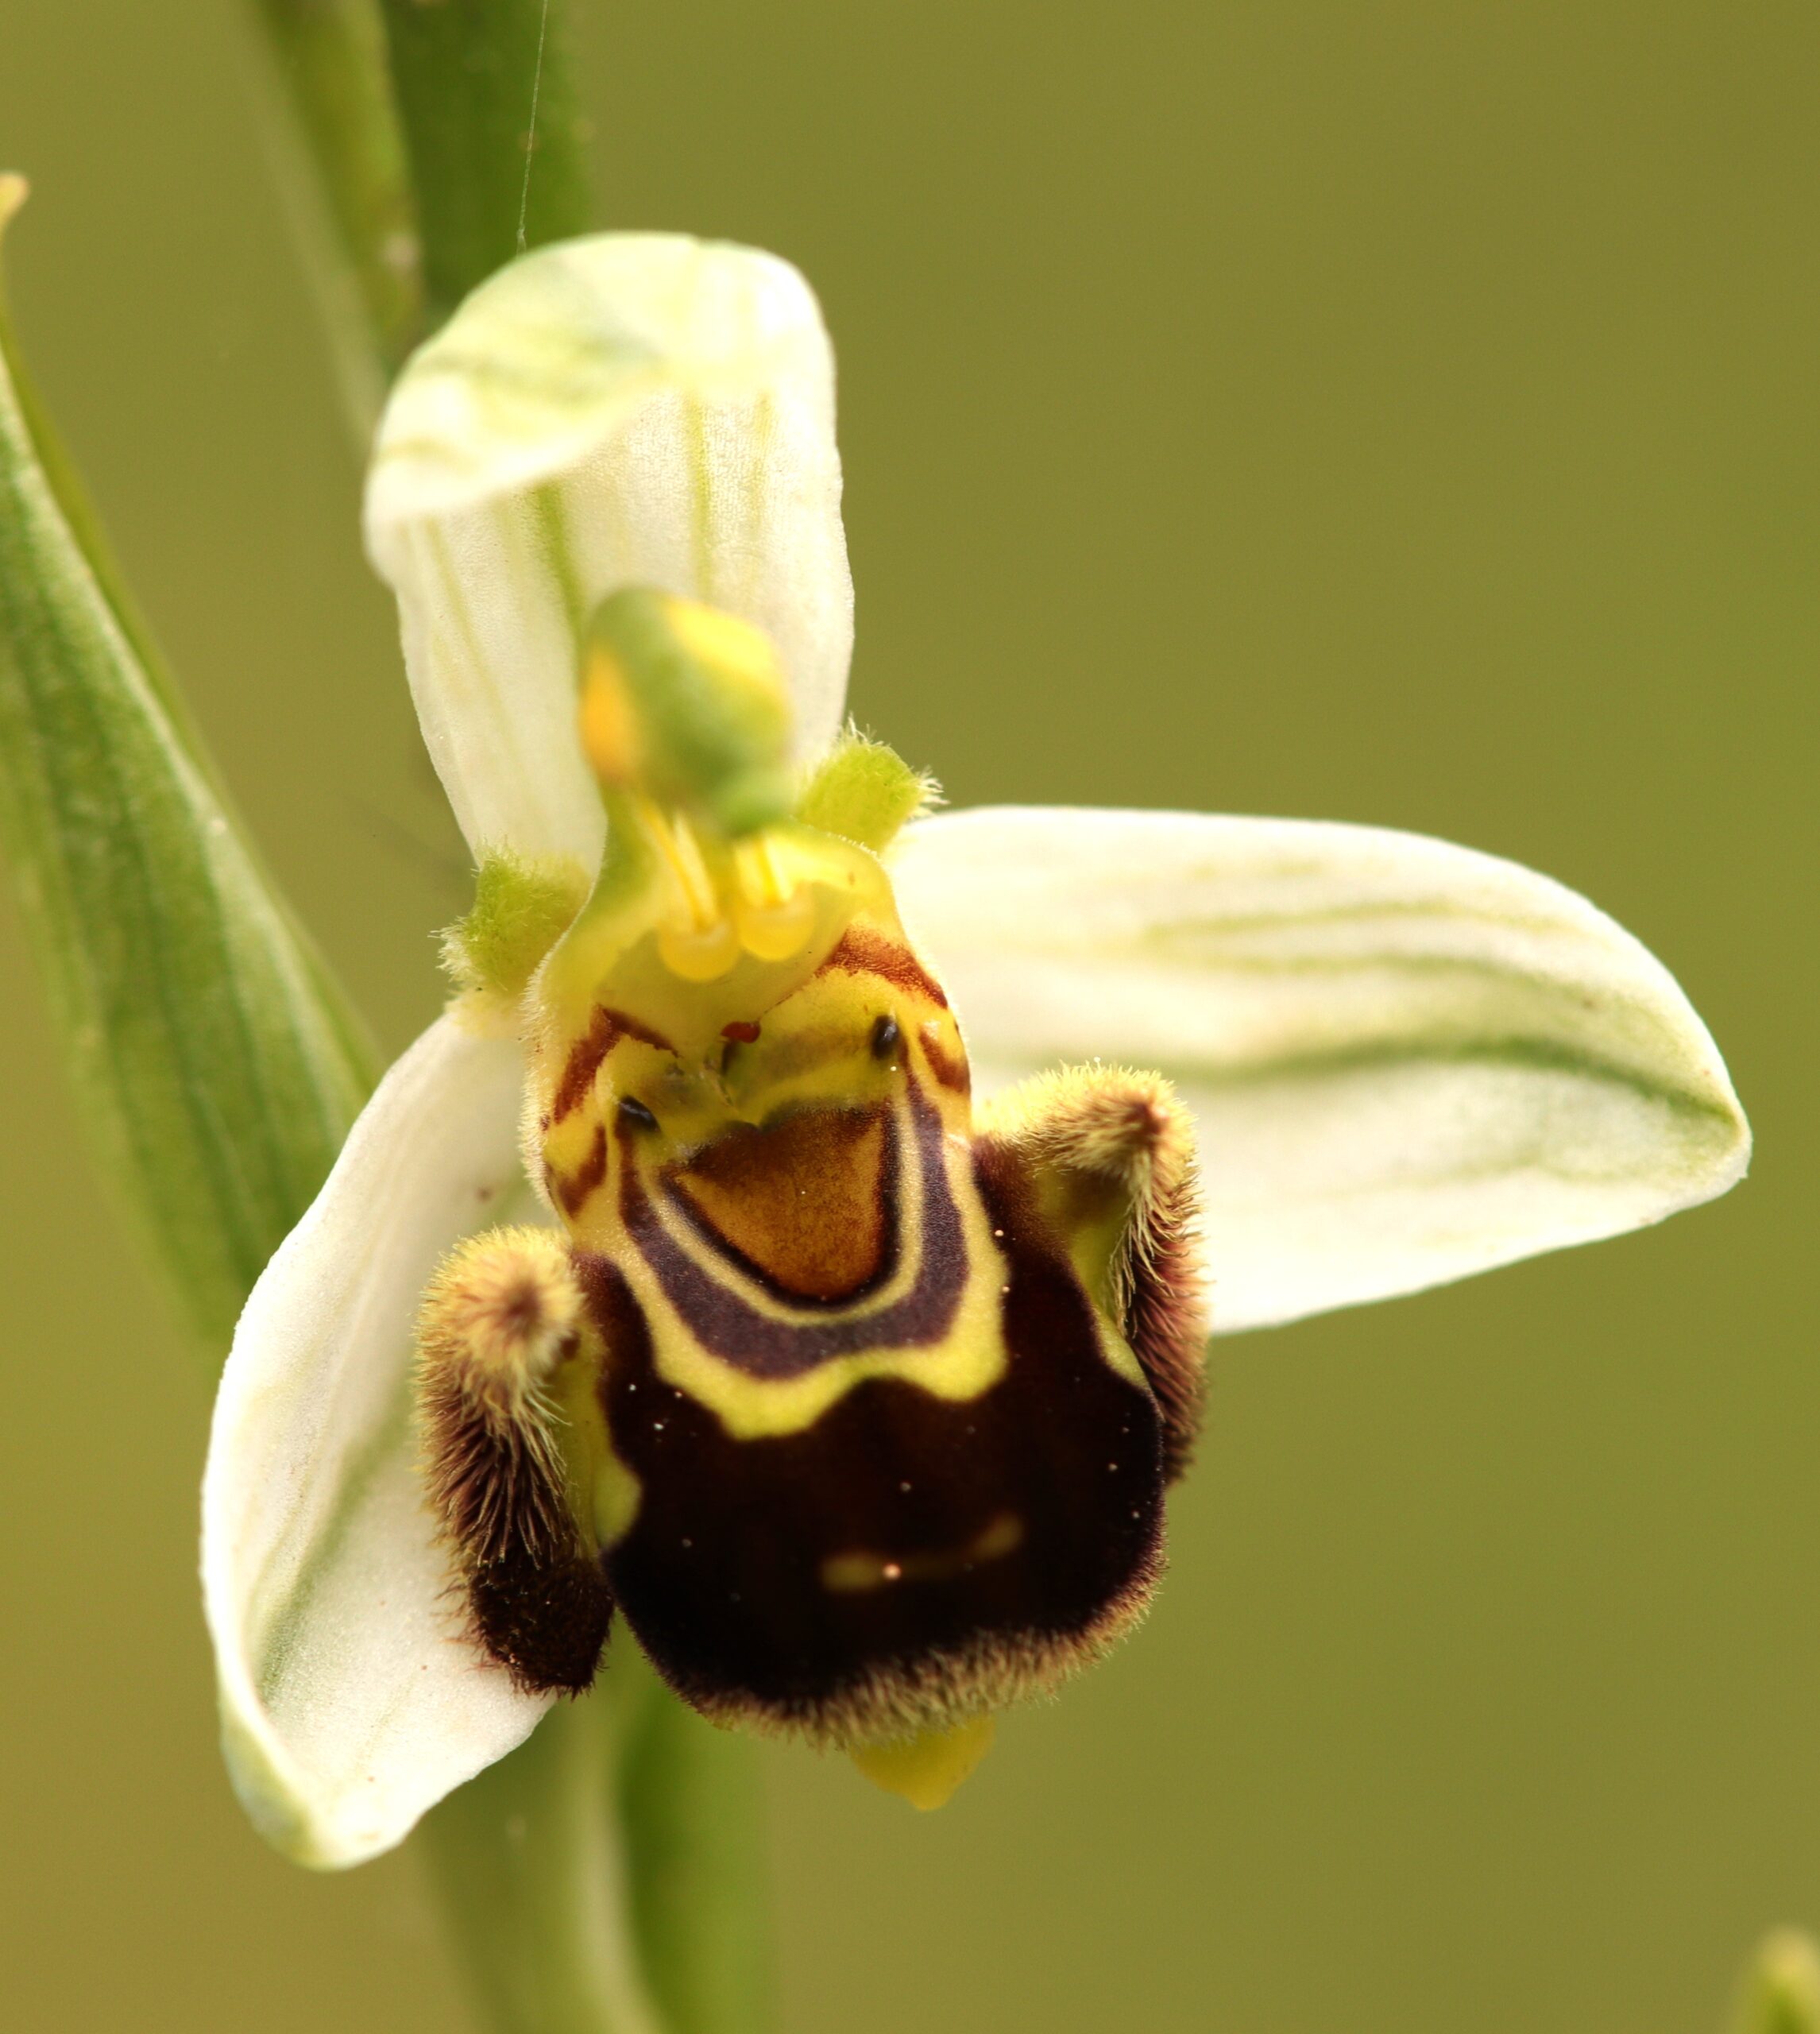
[897,806,1748,1333]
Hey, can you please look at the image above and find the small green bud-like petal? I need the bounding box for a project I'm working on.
[441,847,590,1026]
[796,726,940,853]
[1730,1932,1820,2034]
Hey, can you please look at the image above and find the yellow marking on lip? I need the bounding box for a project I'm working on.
[622,1124,1008,1440]
[819,1511,1025,1595]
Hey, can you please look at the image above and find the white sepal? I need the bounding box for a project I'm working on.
[365,234,853,868]
[895,807,1749,1334]
[201,1015,552,1869]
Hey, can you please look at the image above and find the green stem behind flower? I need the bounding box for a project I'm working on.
[616,1669,778,2034]
[423,1652,775,2034]
[377,0,594,328]
[245,0,426,428]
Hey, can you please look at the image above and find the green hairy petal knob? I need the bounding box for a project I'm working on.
[442,848,591,1028]
[795,727,940,853]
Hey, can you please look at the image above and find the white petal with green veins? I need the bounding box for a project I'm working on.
[895,806,1749,1334]
[365,234,852,868]
[202,1015,551,1869]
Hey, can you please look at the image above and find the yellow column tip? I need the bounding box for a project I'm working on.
[849,1713,997,1812]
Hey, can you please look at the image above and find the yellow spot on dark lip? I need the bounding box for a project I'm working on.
[819,1512,1026,1595]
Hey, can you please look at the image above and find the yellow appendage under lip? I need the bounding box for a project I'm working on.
[850,1714,998,1811]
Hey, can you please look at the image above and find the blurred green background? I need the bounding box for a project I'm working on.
[1,2,1814,2029]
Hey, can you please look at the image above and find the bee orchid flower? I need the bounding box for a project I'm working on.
[201,234,1749,1870]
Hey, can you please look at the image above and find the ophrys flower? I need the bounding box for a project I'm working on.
[202,234,1749,1870]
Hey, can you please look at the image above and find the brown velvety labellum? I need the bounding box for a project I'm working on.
[574,1149,1166,1743]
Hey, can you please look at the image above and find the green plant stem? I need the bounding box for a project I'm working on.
[616,1668,777,2034]
[377,0,594,327]
[0,182,376,1355]
[246,0,425,429]
[425,1690,668,2034]
[423,1650,775,2034]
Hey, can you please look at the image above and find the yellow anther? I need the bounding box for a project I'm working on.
[658,917,741,982]
[659,809,720,925]
[631,799,741,981]
[733,833,816,962]
[733,831,789,909]
[578,645,642,787]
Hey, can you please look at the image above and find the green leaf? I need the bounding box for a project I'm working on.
[377,0,595,328]
[0,179,376,1352]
